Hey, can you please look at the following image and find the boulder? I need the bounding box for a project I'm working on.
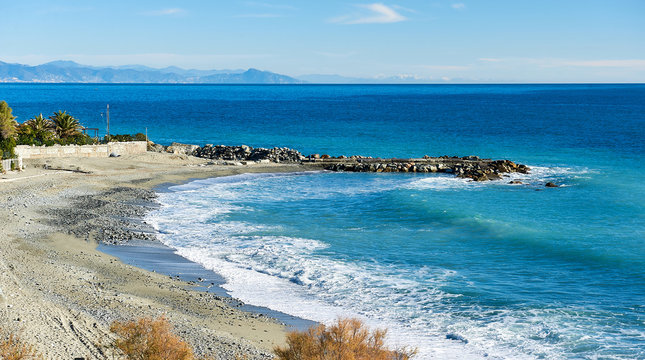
[166,142,200,156]
[545,182,559,188]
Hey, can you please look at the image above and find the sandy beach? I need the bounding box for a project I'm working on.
[0,152,316,359]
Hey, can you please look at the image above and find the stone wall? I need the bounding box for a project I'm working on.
[15,141,147,159]
[1,158,23,171]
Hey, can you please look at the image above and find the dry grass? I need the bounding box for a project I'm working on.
[274,318,416,360]
[0,330,40,360]
[110,316,195,360]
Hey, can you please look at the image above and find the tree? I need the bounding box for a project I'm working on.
[0,101,17,159]
[17,113,55,144]
[50,110,82,139]
[0,101,17,140]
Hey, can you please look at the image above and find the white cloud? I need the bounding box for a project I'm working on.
[420,65,470,71]
[1,53,274,70]
[234,13,284,18]
[477,57,645,69]
[562,60,645,68]
[451,3,466,10]
[314,51,358,58]
[144,8,186,16]
[330,3,407,24]
[244,2,296,10]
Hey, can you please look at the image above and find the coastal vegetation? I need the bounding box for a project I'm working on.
[106,315,414,360]
[0,101,17,160]
[274,318,416,360]
[0,329,40,359]
[106,132,147,143]
[0,100,149,156]
[16,110,94,146]
[109,316,195,360]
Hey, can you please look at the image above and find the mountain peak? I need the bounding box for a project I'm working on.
[0,60,303,84]
[43,60,83,68]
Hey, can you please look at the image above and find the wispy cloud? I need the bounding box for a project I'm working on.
[478,58,502,62]
[477,57,645,69]
[144,8,186,16]
[234,13,284,18]
[1,53,274,69]
[244,1,296,10]
[330,3,408,24]
[314,51,358,58]
[451,3,466,10]
[420,64,470,71]
[562,59,645,68]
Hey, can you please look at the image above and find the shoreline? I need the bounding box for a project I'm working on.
[0,152,318,359]
[99,242,317,332]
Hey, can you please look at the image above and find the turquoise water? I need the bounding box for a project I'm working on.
[2,84,644,359]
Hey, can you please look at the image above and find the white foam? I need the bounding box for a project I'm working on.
[146,170,625,360]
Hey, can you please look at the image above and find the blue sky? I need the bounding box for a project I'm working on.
[2,0,644,82]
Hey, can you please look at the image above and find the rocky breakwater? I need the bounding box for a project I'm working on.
[317,155,530,181]
[192,144,305,163]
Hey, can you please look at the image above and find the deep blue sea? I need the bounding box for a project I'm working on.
[2,84,644,359]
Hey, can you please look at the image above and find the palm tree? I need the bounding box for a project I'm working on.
[18,114,55,143]
[50,111,82,139]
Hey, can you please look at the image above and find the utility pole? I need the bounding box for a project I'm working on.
[106,104,110,140]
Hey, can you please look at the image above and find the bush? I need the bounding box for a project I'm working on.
[0,137,16,160]
[106,133,147,143]
[56,133,96,146]
[274,318,416,360]
[110,316,195,360]
[0,330,40,360]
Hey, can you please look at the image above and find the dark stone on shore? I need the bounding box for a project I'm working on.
[545,182,559,187]
[446,333,469,344]
[509,180,523,184]
[184,142,531,182]
[192,144,304,163]
[147,142,166,153]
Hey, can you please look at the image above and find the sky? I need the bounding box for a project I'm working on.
[1,0,644,82]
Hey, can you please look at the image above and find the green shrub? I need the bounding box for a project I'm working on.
[105,133,148,143]
[0,101,17,159]
[0,137,16,160]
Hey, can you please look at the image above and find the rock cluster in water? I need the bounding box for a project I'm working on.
[149,142,531,181]
[323,157,530,181]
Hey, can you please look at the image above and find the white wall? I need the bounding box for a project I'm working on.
[15,141,147,159]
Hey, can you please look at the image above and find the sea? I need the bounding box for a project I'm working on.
[2,84,644,359]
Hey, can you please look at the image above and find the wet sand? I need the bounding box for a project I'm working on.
[0,152,317,359]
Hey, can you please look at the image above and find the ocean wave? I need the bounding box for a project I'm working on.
[146,170,641,360]
[404,165,592,191]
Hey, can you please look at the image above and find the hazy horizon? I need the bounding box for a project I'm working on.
[2,1,644,83]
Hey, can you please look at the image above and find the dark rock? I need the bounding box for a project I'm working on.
[446,333,468,344]
[545,182,559,188]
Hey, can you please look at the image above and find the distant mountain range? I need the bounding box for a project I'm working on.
[0,60,462,84]
[0,60,302,84]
